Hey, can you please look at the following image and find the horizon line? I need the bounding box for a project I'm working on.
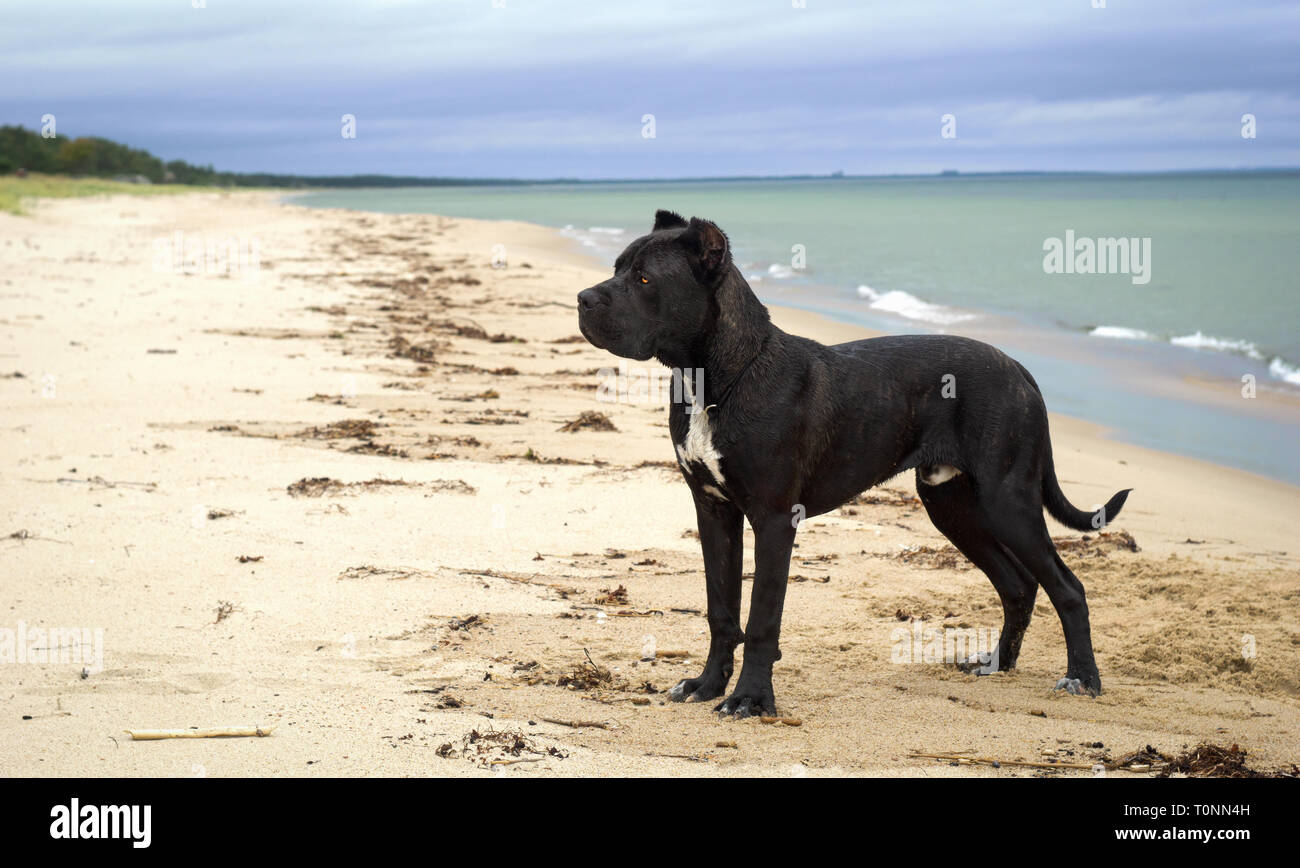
[273,166,1300,186]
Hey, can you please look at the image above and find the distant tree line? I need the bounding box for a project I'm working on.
[0,125,544,187]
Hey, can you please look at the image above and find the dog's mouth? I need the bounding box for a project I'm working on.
[577,314,605,350]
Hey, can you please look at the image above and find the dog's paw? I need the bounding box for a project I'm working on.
[955,651,999,675]
[1054,675,1101,696]
[714,684,777,719]
[668,672,729,704]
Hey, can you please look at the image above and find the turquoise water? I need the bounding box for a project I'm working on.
[293,174,1300,483]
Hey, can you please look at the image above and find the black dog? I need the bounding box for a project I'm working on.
[577,210,1130,717]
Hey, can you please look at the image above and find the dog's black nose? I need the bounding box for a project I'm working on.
[578,289,603,312]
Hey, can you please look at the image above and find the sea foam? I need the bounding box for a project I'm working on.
[1170,331,1265,360]
[1090,325,1156,341]
[856,284,975,326]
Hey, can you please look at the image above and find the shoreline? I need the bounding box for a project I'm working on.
[287,189,1300,486]
[2,190,1297,777]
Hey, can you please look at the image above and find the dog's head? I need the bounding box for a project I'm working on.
[577,210,731,363]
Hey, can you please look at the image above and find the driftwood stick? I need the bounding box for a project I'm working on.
[909,751,1098,771]
[125,726,275,740]
[540,717,613,730]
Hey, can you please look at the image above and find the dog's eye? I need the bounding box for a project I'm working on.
[639,273,650,284]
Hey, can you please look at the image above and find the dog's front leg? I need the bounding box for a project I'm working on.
[669,495,744,703]
[716,512,796,718]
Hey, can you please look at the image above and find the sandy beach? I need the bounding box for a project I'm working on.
[2,190,1298,777]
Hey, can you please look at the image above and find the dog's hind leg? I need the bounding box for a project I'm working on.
[916,471,1037,673]
[670,494,744,703]
[979,501,1101,695]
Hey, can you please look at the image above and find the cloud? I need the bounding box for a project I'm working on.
[2,0,1297,176]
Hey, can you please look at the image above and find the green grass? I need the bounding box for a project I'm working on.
[0,173,226,215]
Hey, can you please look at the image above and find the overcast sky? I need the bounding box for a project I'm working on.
[3,0,1298,178]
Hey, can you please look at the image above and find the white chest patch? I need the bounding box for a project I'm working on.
[919,464,962,486]
[678,377,726,488]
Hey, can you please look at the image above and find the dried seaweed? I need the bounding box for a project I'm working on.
[559,411,618,433]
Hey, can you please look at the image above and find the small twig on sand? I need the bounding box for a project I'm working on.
[541,717,614,730]
[55,476,157,490]
[5,529,71,545]
[909,751,1099,771]
[646,752,713,763]
[126,726,275,740]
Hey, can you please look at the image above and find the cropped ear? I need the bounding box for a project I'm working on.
[679,217,731,280]
[652,209,688,232]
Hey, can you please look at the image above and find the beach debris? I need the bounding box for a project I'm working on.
[594,584,629,605]
[787,574,830,584]
[1157,742,1298,779]
[646,751,714,763]
[289,476,382,495]
[883,544,972,571]
[288,476,476,497]
[5,528,70,545]
[307,393,355,405]
[540,717,615,730]
[448,614,484,632]
[213,601,240,623]
[288,476,345,497]
[759,717,803,727]
[346,441,409,458]
[559,410,618,432]
[1110,743,1168,772]
[912,741,1296,777]
[879,529,1139,571]
[424,318,511,341]
[556,649,622,691]
[846,488,921,507]
[388,335,441,363]
[452,726,563,767]
[1052,529,1141,555]
[295,418,378,439]
[426,479,477,495]
[53,475,157,491]
[237,555,263,563]
[441,388,500,402]
[206,508,235,520]
[337,564,421,581]
[910,751,1096,771]
[125,726,274,740]
[510,447,604,465]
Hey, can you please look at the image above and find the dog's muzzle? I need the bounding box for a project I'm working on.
[577,288,606,348]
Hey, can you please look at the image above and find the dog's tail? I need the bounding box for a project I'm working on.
[1042,451,1132,532]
